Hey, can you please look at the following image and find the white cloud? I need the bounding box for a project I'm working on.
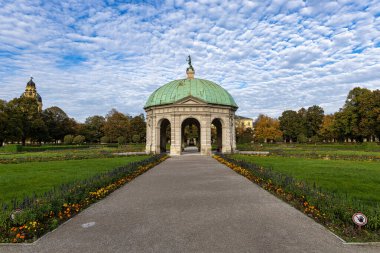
[0,0,379,122]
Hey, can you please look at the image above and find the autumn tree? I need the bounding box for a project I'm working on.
[254,114,282,143]
[318,114,336,142]
[102,109,130,142]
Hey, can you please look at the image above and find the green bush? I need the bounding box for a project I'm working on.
[63,135,74,145]
[100,136,110,144]
[117,136,127,145]
[310,135,320,143]
[297,133,307,143]
[21,145,89,152]
[132,134,140,143]
[0,144,22,153]
[73,135,85,145]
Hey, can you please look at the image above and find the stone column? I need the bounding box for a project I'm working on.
[222,115,232,153]
[170,114,181,155]
[231,112,237,152]
[154,118,160,154]
[201,115,211,155]
[145,113,152,154]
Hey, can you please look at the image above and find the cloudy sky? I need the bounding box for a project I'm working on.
[1,0,379,122]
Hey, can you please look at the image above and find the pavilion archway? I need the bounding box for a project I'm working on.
[181,117,201,153]
[211,118,223,152]
[158,118,171,153]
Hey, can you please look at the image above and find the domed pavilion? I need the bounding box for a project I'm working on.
[144,56,238,155]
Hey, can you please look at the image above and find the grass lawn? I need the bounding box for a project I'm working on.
[237,142,380,152]
[0,155,149,205]
[231,154,380,203]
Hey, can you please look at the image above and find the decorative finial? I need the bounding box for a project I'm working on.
[186,55,195,79]
[30,77,33,80]
[187,55,192,67]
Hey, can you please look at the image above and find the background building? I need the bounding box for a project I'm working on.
[235,115,253,130]
[22,77,43,112]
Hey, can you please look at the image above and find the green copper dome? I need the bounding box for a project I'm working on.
[144,78,238,109]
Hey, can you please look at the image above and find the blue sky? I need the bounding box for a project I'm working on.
[0,0,379,122]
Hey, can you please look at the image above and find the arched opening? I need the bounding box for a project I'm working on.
[211,118,223,153]
[181,118,201,154]
[159,119,171,153]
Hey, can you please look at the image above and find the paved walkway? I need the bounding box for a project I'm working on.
[1,156,379,253]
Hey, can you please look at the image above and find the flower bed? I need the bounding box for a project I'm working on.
[0,154,167,243]
[0,153,135,164]
[269,151,380,161]
[214,155,380,242]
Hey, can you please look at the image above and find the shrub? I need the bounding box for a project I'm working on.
[297,133,307,143]
[310,135,320,144]
[117,136,126,145]
[73,135,85,145]
[0,144,22,153]
[100,136,110,144]
[63,135,74,145]
[132,134,140,143]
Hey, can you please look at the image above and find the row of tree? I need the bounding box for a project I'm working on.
[0,97,146,146]
[1,86,378,146]
[237,87,380,143]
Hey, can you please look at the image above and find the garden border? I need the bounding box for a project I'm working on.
[0,154,168,243]
[213,154,380,244]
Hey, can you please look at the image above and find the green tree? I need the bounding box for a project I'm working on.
[30,118,49,143]
[305,105,324,138]
[279,110,302,142]
[102,109,130,142]
[297,107,308,137]
[0,100,7,146]
[6,97,40,145]
[373,90,380,140]
[130,114,146,143]
[42,106,76,143]
[338,87,376,142]
[83,115,105,143]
